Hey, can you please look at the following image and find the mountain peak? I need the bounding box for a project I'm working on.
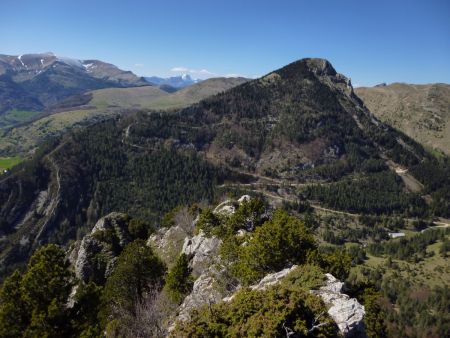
[302,58,337,76]
[181,73,192,81]
[276,58,337,79]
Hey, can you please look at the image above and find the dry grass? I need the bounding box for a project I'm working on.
[356,83,450,156]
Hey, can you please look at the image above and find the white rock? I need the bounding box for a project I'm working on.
[213,200,236,215]
[182,231,221,277]
[250,265,298,291]
[176,272,224,323]
[312,273,365,337]
[236,229,247,237]
[74,212,131,282]
[238,195,251,204]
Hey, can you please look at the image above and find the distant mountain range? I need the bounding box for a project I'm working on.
[0,52,148,115]
[144,74,201,89]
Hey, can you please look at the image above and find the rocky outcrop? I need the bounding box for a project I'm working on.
[175,270,225,324]
[148,225,190,269]
[213,200,236,215]
[222,265,298,303]
[312,273,365,337]
[170,231,225,328]
[174,265,365,338]
[181,231,221,277]
[74,212,131,284]
[250,265,297,291]
[213,195,252,216]
[147,207,196,269]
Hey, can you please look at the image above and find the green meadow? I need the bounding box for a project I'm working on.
[0,156,23,171]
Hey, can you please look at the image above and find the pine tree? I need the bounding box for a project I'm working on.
[0,244,74,337]
[364,292,387,338]
[0,271,29,337]
[102,240,166,320]
[164,253,193,303]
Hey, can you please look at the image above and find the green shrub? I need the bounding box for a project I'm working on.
[308,247,352,280]
[195,208,222,236]
[363,290,387,338]
[221,209,316,285]
[102,240,166,322]
[172,280,337,337]
[164,253,194,303]
[0,245,74,337]
[128,218,154,240]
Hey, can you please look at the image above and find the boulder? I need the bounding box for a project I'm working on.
[238,195,251,204]
[312,273,365,337]
[213,195,252,216]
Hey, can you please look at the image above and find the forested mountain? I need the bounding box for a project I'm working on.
[2,57,449,274]
[0,76,248,156]
[0,59,450,337]
[0,57,449,337]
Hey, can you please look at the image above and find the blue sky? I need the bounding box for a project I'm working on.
[1,0,449,86]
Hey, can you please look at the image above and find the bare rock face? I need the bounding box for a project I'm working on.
[74,212,131,284]
[148,225,189,269]
[312,273,366,337]
[181,230,221,277]
[176,270,225,324]
[170,231,225,329]
[147,206,196,269]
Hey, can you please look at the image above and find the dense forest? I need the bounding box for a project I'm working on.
[0,118,223,278]
[304,171,427,216]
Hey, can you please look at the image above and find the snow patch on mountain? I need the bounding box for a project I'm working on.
[57,56,84,68]
[18,55,25,67]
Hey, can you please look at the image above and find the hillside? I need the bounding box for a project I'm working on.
[0,52,147,121]
[0,77,248,156]
[1,57,449,337]
[355,83,450,155]
[141,76,248,110]
[87,76,248,111]
[1,57,449,272]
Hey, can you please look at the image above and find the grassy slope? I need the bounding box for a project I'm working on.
[355,83,450,155]
[0,156,22,171]
[89,85,169,109]
[0,108,110,154]
[0,109,43,128]
[0,78,248,156]
[353,233,450,288]
[146,77,249,110]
